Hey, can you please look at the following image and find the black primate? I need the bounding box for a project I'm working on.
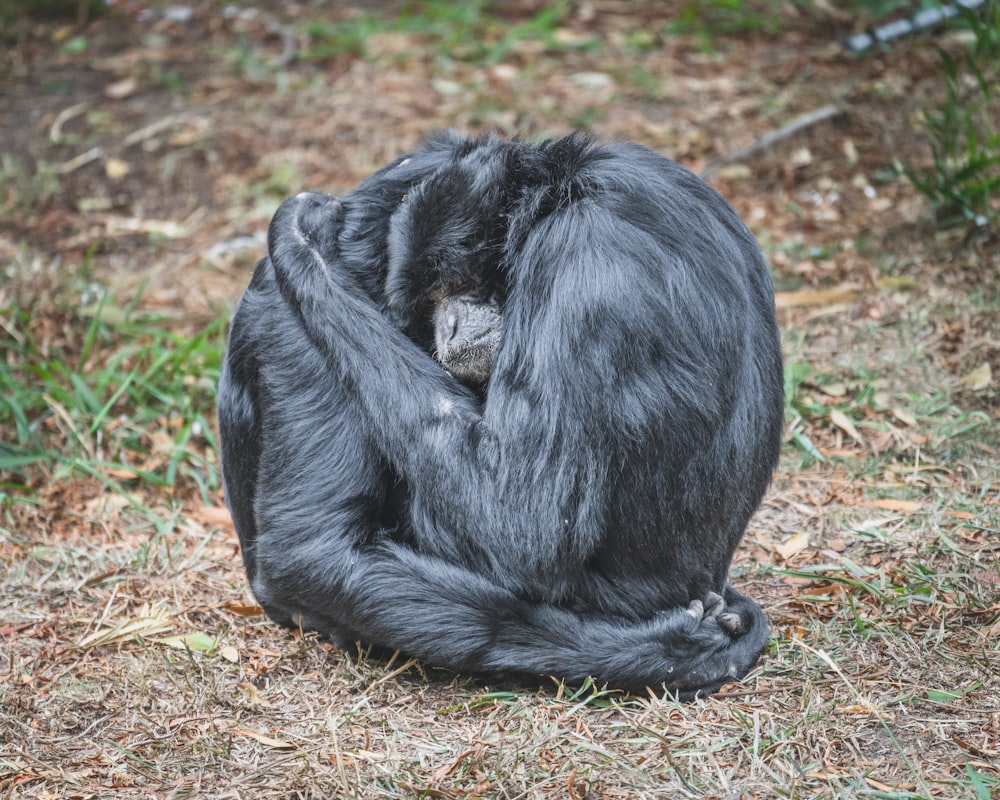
[217,132,784,699]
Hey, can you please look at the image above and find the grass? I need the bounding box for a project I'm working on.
[2,2,999,798]
[902,2,1000,230]
[2,236,997,800]
[297,1,576,66]
[0,258,225,512]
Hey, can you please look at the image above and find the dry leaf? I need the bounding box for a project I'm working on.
[891,407,917,427]
[433,749,475,781]
[774,288,859,308]
[191,505,234,527]
[239,682,273,706]
[103,466,145,480]
[791,146,812,166]
[775,531,811,560]
[105,158,130,179]
[104,77,138,99]
[715,164,752,180]
[858,498,923,513]
[233,729,297,749]
[828,409,862,443]
[78,615,173,648]
[961,363,992,391]
[835,703,879,715]
[84,492,132,517]
[843,139,858,164]
[219,645,240,663]
[226,602,265,617]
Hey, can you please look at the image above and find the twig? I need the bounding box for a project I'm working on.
[122,113,205,147]
[50,101,89,142]
[57,146,103,174]
[701,104,842,178]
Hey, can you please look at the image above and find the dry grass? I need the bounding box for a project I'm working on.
[3,494,997,799]
[2,2,999,798]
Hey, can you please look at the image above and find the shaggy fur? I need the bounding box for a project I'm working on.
[217,132,784,699]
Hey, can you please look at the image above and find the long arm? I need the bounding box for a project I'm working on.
[267,166,780,612]
[221,256,769,698]
[219,133,781,696]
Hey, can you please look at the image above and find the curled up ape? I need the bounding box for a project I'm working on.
[217,132,784,699]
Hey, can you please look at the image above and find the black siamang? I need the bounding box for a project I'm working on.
[217,132,784,699]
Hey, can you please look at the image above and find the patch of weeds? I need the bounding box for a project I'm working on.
[0,155,61,215]
[0,0,106,40]
[482,2,580,64]
[783,359,990,470]
[964,763,999,800]
[299,1,575,65]
[398,0,492,54]
[784,360,826,465]
[627,66,670,102]
[667,0,786,46]
[777,553,988,659]
[61,34,88,54]
[841,0,913,23]
[568,107,601,130]
[238,164,302,216]
[301,14,387,60]
[0,272,226,506]
[144,61,190,93]
[903,3,1000,229]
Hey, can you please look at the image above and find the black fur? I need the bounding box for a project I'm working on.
[217,132,784,699]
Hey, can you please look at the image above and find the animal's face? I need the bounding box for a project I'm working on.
[384,146,516,386]
[432,292,502,386]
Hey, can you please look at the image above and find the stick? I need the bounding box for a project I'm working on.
[700,103,841,178]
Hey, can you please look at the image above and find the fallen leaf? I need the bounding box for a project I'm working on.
[219,645,240,663]
[891,407,918,427]
[157,632,217,652]
[961,363,992,391]
[103,466,146,480]
[775,530,811,560]
[191,505,234,527]
[843,138,859,164]
[858,498,923,513]
[105,157,130,179]
[835,703,879,715]
[774,288,859,308]
[78,615,173,648]
[239,682,273,706]
[791,146,812,166]
[84,492,132,517]
[233,729,297,749]
[828,409,862,443]
[103,216,188,238]
[226,602,265,617]
[0,622,36,636]
[433,749,475,781]
[105,77,138,99]
[715,164,752,180]
[818,447,859,458]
